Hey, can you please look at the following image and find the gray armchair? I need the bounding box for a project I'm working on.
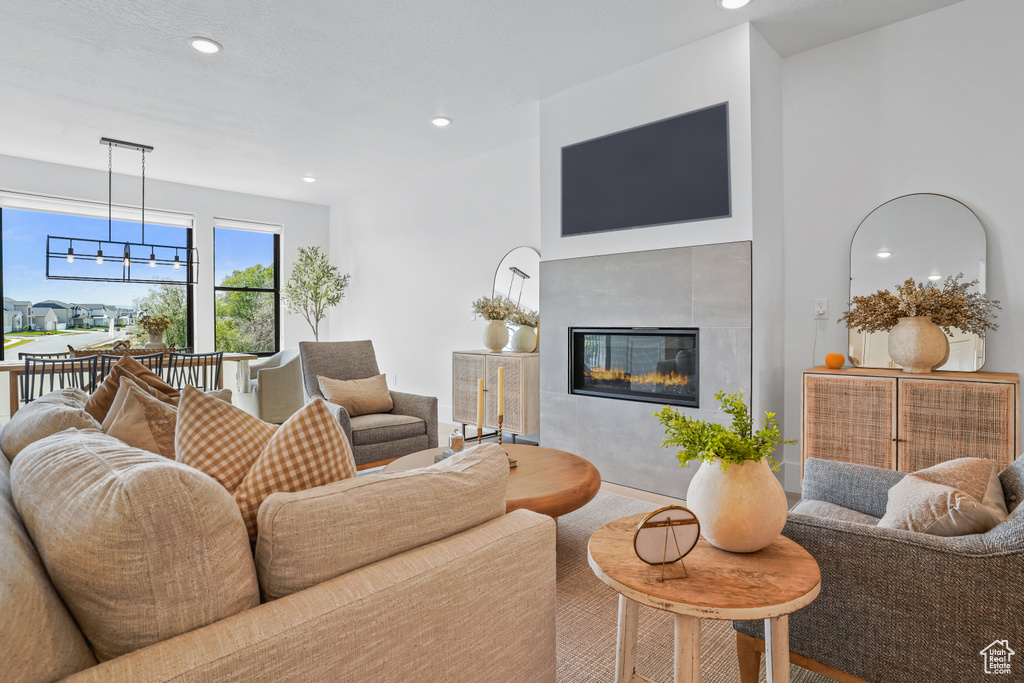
[734,457,1024,683]
[298,341,438,469]
[235,348,303,424]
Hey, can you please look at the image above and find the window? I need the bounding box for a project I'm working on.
[0,193,194,361]
[213,221,280,355]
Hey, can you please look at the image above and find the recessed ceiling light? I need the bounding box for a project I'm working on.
[718,0,751,8]
[189,37,222,54]
[431,116,452,127]
[302,176,317,183]
[928,274,942,281]
[877,250,892,258]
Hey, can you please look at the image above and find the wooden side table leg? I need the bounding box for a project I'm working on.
[674,614,701,683]
[765,615,789,683]
[615,595,639,683]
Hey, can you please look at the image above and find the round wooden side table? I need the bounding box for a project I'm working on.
[588,514,821,683]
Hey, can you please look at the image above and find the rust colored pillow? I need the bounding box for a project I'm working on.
[317,374,394,416]
[85,365,176,423]
[115,355,179,401]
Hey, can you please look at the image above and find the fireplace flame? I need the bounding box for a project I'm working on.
[585,366,689,387]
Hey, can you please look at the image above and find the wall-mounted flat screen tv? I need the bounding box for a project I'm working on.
[561,102,731,237]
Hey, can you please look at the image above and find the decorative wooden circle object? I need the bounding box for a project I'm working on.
[633,505,699,565]
[824,353,846,369]
[111,339,131,353]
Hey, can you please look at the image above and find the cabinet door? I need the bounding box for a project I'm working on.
[898,379,1015,472]
[452,353,484,425]
[803,374,897,471]
[485,355,524,433]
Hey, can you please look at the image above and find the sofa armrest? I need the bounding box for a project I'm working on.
[734,511,1024,682]
[390,390,438,448]
[256,357,304,424]
[801,458,906,519]
[64,510,556,683]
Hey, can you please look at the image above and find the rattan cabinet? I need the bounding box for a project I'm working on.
[453,351,540,437]
[802,367,1020,475]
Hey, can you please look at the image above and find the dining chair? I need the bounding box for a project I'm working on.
[17,351,72,359]
[20,356,98,405]
[165,351,224,391]
[96,352,165,383]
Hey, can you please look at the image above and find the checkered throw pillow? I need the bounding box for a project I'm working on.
[176,387,356,543]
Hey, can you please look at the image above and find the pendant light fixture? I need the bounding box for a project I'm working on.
[44,138,199,284]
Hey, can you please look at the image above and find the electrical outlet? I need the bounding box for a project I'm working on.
[814,298,829,320]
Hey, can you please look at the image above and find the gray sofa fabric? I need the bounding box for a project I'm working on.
[298,341,438,467]
[789,499,880,526]
[734,457,1024,683]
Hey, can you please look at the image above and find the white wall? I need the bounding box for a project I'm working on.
[0,154,330,352]
[779,0,1024,485]
[332,137,541,421]
[539,24,754,261]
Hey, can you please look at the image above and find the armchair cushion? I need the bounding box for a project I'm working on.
[317,373,394,416]
[350,413,425,446]
[790,499,880,525]
[254,443,509,600]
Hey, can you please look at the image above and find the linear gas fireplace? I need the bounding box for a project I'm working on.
[570,328,699,407]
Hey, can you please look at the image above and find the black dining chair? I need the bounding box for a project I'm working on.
[20,356,98,405]
[17,351,72,359]
[165,351,224,391]
[96,352,166,383]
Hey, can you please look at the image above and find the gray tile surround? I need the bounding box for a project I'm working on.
[539,242,752,499]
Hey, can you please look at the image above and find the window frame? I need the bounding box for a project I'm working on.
[211,221,281,357]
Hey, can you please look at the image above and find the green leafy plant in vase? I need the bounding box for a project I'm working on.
[654,390,795,553]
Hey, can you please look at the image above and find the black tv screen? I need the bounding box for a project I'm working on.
[561,102,731,236]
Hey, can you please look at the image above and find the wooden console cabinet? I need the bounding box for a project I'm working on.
[802,367,1020,475]
[453,351,539,437]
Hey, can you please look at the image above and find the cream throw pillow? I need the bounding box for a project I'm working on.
[1,388,100,462]
[84,363,176,423]
[317,373,394,416]
[10,428,259,661]
[176,387,358,544]
[255,443,509,600]
[878,457,1008,536]
[104,383,178,459]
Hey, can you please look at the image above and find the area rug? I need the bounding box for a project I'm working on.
[555,491,832,683]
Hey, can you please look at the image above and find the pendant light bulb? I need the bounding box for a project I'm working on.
[96,248,104,265]
[173,253,181,270]
[66,246,75,264]
[123,243,131,267]
[149,250,156,268]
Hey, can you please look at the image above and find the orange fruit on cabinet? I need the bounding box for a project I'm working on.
[825,353,845,369]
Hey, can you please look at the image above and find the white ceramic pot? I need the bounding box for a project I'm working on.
[510,325,537,353]
[685,457,788,553]
[144,331,167,351]
[482,319,509,353]
[887,316,949,373]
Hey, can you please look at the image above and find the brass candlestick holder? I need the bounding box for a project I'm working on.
[498,414,503,445]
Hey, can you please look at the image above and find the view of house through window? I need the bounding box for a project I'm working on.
[1,206,193,361]
[213,224,279,355]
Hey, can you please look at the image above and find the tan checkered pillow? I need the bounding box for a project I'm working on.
[176,387,356,543]
[175,386,276,492]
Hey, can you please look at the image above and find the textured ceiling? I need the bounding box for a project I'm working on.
[0,0,963,204]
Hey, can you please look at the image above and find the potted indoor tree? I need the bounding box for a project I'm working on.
[282,246,351,342]
[839,273,1000,373]
[654,390,794,553]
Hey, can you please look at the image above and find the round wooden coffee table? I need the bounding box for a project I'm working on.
[382,444,601,517]
[588,514,820,683]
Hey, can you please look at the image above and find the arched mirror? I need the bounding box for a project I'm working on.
[492,246,540,313]
[849,193,987,371]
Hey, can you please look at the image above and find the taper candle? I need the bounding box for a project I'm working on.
[477,378,484,440]
[497,366,504,417]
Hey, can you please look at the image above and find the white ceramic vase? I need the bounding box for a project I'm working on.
[887,316,949,373]
[510,325,537,353]
[482,319,509,353]
[685,457,788,553]
[144,331,167,351]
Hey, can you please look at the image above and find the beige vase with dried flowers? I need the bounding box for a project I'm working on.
[887,316,948,373]
[483,320,509,353]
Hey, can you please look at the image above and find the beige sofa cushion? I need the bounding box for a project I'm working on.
[1,388,100,462]
[10,429,259,661]
[104,382,178,459]
[878,457,1008,536]
[318,373,394,416]
[255,442,509,600]
[0,454,97,681]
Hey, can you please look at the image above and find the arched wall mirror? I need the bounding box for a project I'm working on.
[492,246,540,313]
[849,193,988,371]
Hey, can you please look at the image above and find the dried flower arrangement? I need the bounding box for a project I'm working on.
[137,314,171,335]
[471,295,517,321]
[839,273,1001,337]
[508,306,539,328]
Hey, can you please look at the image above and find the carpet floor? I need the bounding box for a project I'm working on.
[555,491,833,683]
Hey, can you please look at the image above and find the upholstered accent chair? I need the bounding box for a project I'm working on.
[734,457,1024,683]
[235,348,304,424]
[299,341,438,468]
